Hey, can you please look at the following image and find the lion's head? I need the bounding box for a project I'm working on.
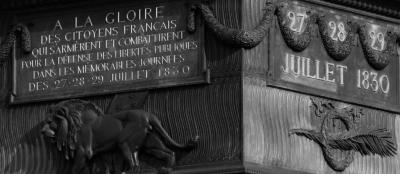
[41,99,104,160]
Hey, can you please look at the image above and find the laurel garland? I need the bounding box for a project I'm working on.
[1,2,399,71]
[197,0,275,48]
[276,2,315,52]
[187,4,197,33]
[196,1,399,70]
[358,25,397,70]
[317,14,356,61]
[0,23,31,61]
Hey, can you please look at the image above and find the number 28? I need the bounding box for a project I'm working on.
[328,21,347,42]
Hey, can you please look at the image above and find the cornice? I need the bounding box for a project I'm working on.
[1,0,400,20]
[322,0,400,19]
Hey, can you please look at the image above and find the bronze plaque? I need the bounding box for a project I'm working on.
[269,2,399,113]
[11,0,208,104]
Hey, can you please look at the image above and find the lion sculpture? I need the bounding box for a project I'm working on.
[41,99,199,174]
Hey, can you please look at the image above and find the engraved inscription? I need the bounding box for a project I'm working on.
[13,0,206,103]
[356,69,389,94]
[279,52,392,96]
[271,4,399,113]
[328,21,347,42]
[287,11,307,33]
[365,24,387,52]
[369,31,385,51]
[281,53,347,92]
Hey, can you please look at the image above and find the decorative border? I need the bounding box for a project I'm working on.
[322,0,400,19]
[198,0,400,71]
[3,0,400,20]
[8,0,211,104]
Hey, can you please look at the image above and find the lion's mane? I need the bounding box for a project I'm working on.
[47,99,104,160]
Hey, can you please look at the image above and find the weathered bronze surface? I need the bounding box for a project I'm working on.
[290,97,397,171]
[317,13,356,61]
[10,0,208,104]
[268,0,400,113]
[276,2,314,52]
[198,1,274,48]
[41,99,199,174]
[0,1,243,174]
[2,0,400,174]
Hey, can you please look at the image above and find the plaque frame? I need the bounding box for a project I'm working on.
[9,0,210,104]
[266,0,400,113]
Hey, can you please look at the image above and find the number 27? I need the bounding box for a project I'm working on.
[287,11,306,33]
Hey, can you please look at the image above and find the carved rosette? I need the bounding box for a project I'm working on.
[317,14,356,61]
[358,23,397,70]
[276,2,314,52]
